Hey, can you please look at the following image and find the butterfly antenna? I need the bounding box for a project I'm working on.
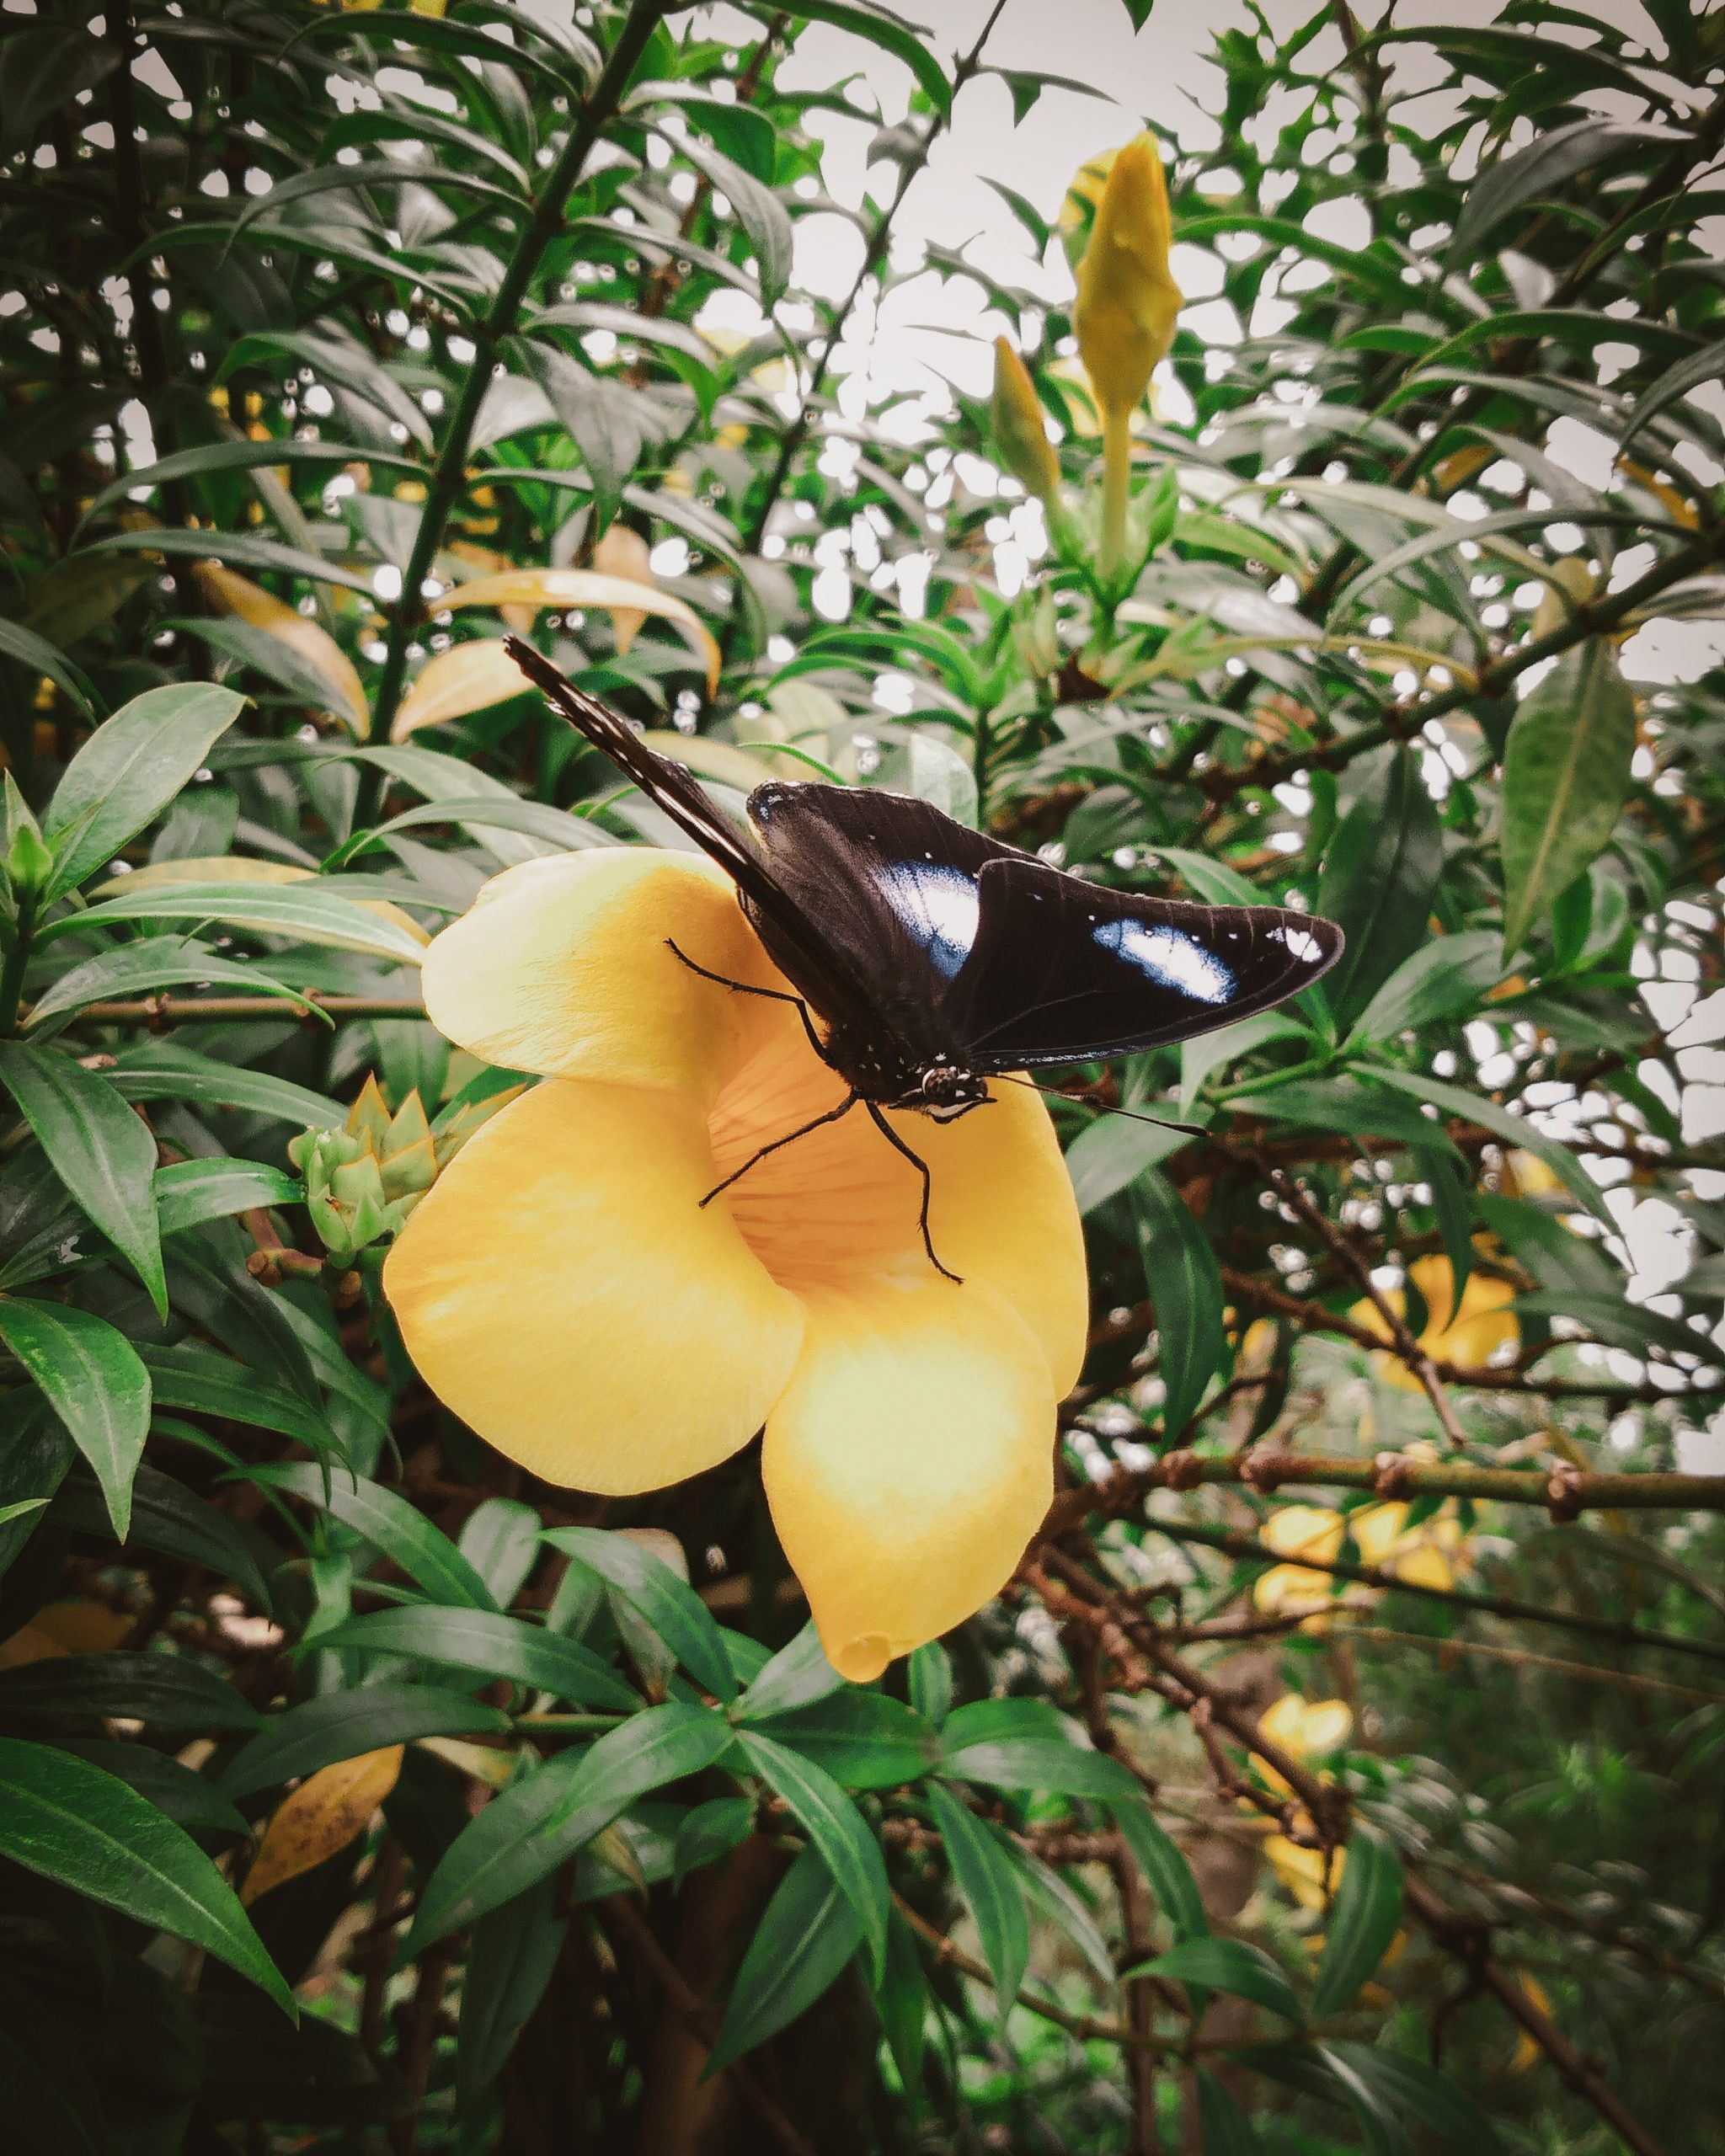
[996,1075,1209,1140]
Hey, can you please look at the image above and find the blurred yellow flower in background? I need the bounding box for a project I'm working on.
[384,848,1088,1681]
[1351,1253,1519,1391]
[990,337,1061,504]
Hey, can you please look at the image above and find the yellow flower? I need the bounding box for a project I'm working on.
[1350,1256,1519,1391]
[1071,133,1182,423]
[1069,133,1181,580]
[1264,1833,1338,1913]
[990,338,1060,502]
[1261,1694,1354,1761]
[383,850,1087,1682]
[1252,1505,1345,1619]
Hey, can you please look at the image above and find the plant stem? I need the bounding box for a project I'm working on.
[1098,405,1133,588]
[0,888,40,1038]
[1043,1449,1725,1537]
[360,0,670,777]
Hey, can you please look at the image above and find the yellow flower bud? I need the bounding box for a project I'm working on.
[989,338,1060,501]
[1071,132,1182,421]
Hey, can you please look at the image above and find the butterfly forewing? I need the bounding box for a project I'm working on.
[946,856,1343,1072]
[746,782,1012,1046]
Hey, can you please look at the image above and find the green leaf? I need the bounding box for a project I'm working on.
[0,615,99,718]
[221,1685,511,1802]
[779,0,952,115]
[707,1842,865,2073]
[905,1641,952,1726]
[1130,1938,1302,2023]
[312,1607,638,1710]
[0,1300,151,1540]
[1196,2068,1267,2153]
[0,24,120,159]
[1316,749,1444,1029]
[0,1737,292,2015]
[57,880,426,968]
[49,1462,275,1615]
[877,1908,929,2095]
[1366,1067,1611,1224]
[736,1730,890,1982]
[108,1047,344,1129]
[0,1650,260,1732]
[1350,932,1507,1042]
[1500,641,1637,957]
[1132,1166,1226,1438]
[153,1159,303,1241]
[673,1796,755,1886]
[1311,1823,1403,2020]
[1452,116,1679,259]
[408,1701,729,1950]
[1473,1193,1621,1299]
[543,1527,736,1702]
[738,1619,847,1721]
[746,1691,939,1789]
[1112,1798,1210,1942]
[457,1497,544,1610]
[81,524,382,599]
[1065,1110,1195,1215]
[52,1737,251,1841]
[40,684,245,900]
[1515,1289,1725,1369]
[0,1404,74,1581]
[457,1880,567,2112]
[675,132,793,308]
[142,1343,336,1452]
[0,1043,166,1319]
[254,1463,500,1609]
[942,1735,1140,1801]
[1321,2041,1503,2153]
[927,1782,1028,2018]
[24,939,317,1029]
[1620,335,1725,452]
[1418,1148,1475,1309]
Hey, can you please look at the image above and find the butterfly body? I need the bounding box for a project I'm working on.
[504,639,1343,1275]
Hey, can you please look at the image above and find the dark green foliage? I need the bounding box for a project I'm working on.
[1,0,1722,2149]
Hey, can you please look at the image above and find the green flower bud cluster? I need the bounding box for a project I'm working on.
[289,1073,519,1266]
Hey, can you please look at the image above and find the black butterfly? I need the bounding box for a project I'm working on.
[505,638,1343,1280]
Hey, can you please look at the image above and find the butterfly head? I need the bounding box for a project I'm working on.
[912,1061,991,1122]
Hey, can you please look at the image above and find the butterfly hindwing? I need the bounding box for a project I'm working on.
[948,855,1343,1071]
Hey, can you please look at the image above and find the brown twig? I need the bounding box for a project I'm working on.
[1146,1515,1725,1667]
[1403,1876,1669,2156]
[1257,1157,1471,1450]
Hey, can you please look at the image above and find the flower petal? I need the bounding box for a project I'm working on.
[420,849,786,1095]
[762,1277,1055,1683]
[383,1077,804,1492]
[708,1022,1087,1393]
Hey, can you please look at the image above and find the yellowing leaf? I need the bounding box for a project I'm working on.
[91,856,430,952]
[445,570,720,694]
[592,525,655,655]
[392,639,534,742]
[195,563,369,736]
[241,1745,403,1906]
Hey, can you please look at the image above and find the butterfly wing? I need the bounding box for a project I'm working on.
[505,640,887,1029]
[745,782,1022,1049]
[947,855,1343,1071]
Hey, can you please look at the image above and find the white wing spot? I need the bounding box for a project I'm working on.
[1095,918,1235,1003]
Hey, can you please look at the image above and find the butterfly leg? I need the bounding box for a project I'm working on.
[665,938,826,1059]
[699,1092,860,1207]
[862,1102,962,1285]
